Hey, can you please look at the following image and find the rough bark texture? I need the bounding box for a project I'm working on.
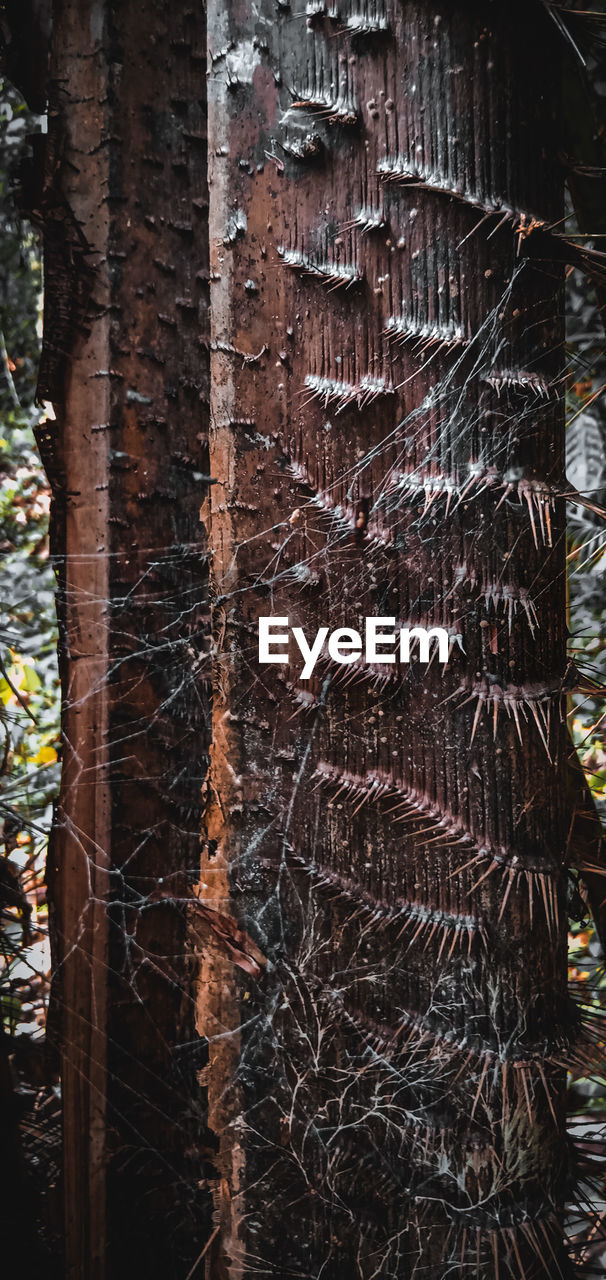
[38,1,580,1277]
[43,2,211,1276]
[202,2,571,1277]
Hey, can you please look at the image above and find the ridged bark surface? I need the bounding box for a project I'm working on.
[43,1,211,1276]
[203,2,571,1276]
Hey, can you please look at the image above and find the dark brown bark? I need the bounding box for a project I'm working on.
[38,1,584,1277]
[43,1,211,1276]
[202,2,572,1276]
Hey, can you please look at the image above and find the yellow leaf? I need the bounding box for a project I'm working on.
[21,664,41,693]
[0,679,13,706]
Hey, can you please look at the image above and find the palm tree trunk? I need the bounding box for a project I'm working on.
[203,1,573,1275]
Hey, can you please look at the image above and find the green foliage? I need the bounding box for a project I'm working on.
[565,57,606,1196]
[568,262,606,815]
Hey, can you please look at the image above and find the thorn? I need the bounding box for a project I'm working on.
[498,868,515,923]
[468,859,499,894]
[470,697,483,745]
[537,1061,558,1126]
[512,701,523,744]
[450,852,483,878]
[525,488,539,548]
[519,1064,534,1125]
[529,699,552,761]
[536,491,546,543]
[495,483,513,511]
[539,873,554,941]
[545,500,552,546]
[448,927,459,960]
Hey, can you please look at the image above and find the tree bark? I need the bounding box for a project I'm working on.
[39,0,581,1277]
[42,2,211,1276]
[202,1,572,1276]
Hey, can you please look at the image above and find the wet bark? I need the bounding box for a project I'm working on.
[37,1,580,1277]
[202,2,572,1277]
[42,2,211,1277]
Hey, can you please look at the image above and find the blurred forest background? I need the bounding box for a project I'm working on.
[0,23,605,1271]
[0,78,61,1265]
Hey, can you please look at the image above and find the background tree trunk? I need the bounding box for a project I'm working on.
[42,1,211,1276]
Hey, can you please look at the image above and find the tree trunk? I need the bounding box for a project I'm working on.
[41,1,211,1276]
[202,1,572,1276]
[40,0,580,1276]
